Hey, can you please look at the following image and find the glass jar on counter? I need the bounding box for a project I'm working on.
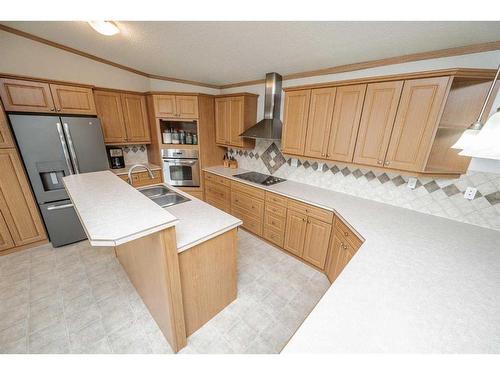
[171,129,180,144]
[192,134,198,145]
[185,132,193,144]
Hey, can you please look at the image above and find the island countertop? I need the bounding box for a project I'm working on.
[204,166,500,353]
[63,171,178,246]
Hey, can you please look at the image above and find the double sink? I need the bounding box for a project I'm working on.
[139,185,190,208]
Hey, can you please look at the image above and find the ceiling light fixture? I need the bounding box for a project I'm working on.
[87,21,120,36]
[451,63,500,150]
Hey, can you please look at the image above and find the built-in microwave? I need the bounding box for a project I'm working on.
[162,149,200,187]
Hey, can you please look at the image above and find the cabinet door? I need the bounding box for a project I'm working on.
[0,149,46,246]
[215,98,229,145]
[0,211,14,252]
[325,234,345,283]
[304,88,336,159]
[49,84,96,115]
[94,90,127,143]
[326,84,366,162]
[302,217,332,269]
[228,97,245,147]
[0,101,14,148]
[353,81,403,167]
[384,77,450,172]
[176,96,199,119]
[153,95,177,117]
[122,94,151,143]
[283,209,307,257]
[0,78,55,113]
[281,90,311,156]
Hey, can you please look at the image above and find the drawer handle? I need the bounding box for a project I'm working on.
[302,218,306,222]
[344,231,349,236]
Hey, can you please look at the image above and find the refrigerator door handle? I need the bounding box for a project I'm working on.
[56,122,74,175]
[63,122,80,174]
[47,203,74,211]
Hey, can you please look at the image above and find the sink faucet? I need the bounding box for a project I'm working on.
[128,164,154,185]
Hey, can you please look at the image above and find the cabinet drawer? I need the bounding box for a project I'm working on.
[231,191,264,219]
[264,210,286,233]
[231,207,262,236]
[263,228,284,248]
[231,181,265,200]
[334,217,363,249]
[287,200,334,223]
[204,172,230,187]
[265,191,288,207]
[206,196,230,213]
[138,170,161,180]
[265,202,287,217]
[205,181,231,202]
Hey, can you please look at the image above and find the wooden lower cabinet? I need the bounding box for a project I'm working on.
[283,209,307,257]
[0,149,46,249]
[117,170,162,187]
[302,217,332,269]
[0,211,15,251]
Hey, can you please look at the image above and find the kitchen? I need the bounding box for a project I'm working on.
[0,12,500,371]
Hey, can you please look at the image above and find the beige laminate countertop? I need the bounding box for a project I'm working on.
[63,170,241,252]
[109,163,162,176]
[204,166,500,353]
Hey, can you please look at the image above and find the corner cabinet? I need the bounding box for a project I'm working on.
[214,94,257,149]
[94,90,151,144]
[0,78,96,115]
[282,69,497,176]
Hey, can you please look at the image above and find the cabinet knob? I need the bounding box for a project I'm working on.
[56,108,61,112]
[50,107,55,112]
[307,220,310,224]
[377,160,383,164]
[302,218,306,222]
[321,153,325,157]
[344,231,348,236]
[384,161,390,166]
[326,154,330,158]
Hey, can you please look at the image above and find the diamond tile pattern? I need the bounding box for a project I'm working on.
[0,232,328,354]
[260,143,286,174]
[230,140,500,231]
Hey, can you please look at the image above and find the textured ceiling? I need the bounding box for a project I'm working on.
[2,21,500,85]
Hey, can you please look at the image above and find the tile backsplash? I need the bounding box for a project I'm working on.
[110,145,148,165]
[229,140,500,232]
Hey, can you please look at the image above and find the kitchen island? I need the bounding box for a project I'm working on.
[63,171,241,352]
[204,166,500,353]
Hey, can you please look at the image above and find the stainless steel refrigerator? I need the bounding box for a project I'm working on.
[9,114,109,247]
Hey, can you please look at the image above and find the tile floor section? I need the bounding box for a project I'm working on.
[0,230,329,354]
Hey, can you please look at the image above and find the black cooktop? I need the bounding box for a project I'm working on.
[234,171,286,186]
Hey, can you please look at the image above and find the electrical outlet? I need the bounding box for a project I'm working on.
[290,158,298,167]
[464,187,477,200]
[407,177,418,189]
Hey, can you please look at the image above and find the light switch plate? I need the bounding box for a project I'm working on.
[464,187,477,200]
[290,158,298,167]
[407,177,418,189]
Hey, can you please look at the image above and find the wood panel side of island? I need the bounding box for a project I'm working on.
[179,228,238,336]
[115,227,187,352]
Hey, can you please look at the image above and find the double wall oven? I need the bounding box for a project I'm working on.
[162,149,200,187]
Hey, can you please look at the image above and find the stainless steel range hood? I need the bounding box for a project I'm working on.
[240,72,282,140]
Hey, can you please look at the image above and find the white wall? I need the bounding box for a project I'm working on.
[148,78,219,95]
[221,50,500,173]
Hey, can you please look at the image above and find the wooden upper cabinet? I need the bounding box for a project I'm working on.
[153,95,177,117]
[0,78,55,112]
[49,84,96,115]
[152,95,198,119]
[326,84,366,162]
[215,98,229,145]
[122,94,151,143]
[228,97,245,147]
[175,96,199,119]
[304,88,336,159]
[283,209,307,257]
[0,211,14,252]
[94,90,127,143]
[214,94,256,148]
[0,101,14,149]
[385,76,450,172]
[0,149,46,247]
[302,217,332,269]
[353,81,403,167]
[281,90,311,155]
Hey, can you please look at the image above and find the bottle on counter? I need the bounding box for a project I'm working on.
[162,128,172,144]
[185,132,193,144]
[171,129,180,144]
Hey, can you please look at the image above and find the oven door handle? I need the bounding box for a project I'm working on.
[163,160,198,166]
